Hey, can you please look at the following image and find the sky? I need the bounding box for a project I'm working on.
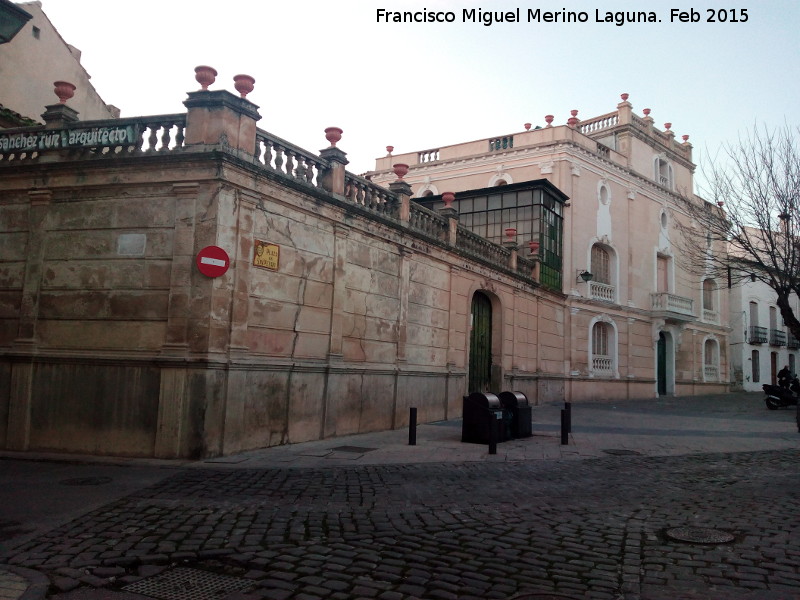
[34,0,800,190]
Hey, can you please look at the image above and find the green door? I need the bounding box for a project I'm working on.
[469,293,492,393]
[657,332,667,395]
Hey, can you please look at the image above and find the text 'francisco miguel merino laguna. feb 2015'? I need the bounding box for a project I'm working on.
[376,7,750,26]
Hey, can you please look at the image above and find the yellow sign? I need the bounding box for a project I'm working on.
[253,240,280,271]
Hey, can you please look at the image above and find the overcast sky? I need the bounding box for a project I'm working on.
[36,0,800,189]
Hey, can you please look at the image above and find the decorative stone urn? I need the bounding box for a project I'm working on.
[524,123,531,131]
[544,115,554,127]
[664,122,672,131]
[642,108,651,116]
[505,227,517,241]
[529,240,540,255]
[194,65,217,90]
[392,163,409,179]
[682,135,690,143]
[324,127,343,147]
[233,74,255,98]
[620,93,629,101]
[442,192,455,208]
[53,81,76,104]
[386,145,394,154]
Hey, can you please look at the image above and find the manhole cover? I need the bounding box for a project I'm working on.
[123,567,252,600]
[665,526,735,544]
[329,446,377,453]
[602,449,641,456]
[59,476,112,486]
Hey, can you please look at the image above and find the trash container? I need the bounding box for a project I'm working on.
[461,392,507,444]
[498,391,532,439]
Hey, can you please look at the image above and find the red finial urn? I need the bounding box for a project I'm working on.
[386,145,394,154]
[392,163,409,179]
[524,123,531,131]
[682,135,690,143]
[544,115,554,127]
[194,65,217,90]
[505,227,517,241]
[529,240,540,254]
[442,192,455,208]
[233,74,255,98]
[324,127,343,147]
[642,108,651,116]
[664,122,672,130]
[53,81,76,104]
[620,93,629,101]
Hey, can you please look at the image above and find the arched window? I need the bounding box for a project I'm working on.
[702,279,718,323]
[654,156,674,189]
[589,243,616,302]
[704,339,719,381]
[590,319,617,377]
[591,245,611,284]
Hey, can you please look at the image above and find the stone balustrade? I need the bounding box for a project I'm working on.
[651,292,694,318]
[255,129,326,189]
[578,112,618,135]
[0,113,186,162]
[592,356,613,374]
[343,172,398,219]
[0,101,538,287]
[589,281,615,302]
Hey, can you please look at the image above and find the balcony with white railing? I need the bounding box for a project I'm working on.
[592,356,614,376]
[651,292,694,321]
[704,364,720,381]
[589,281,615,303]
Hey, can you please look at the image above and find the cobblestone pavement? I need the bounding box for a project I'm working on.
[3,446,800,600]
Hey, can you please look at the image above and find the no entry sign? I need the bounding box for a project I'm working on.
[196,245,230,278]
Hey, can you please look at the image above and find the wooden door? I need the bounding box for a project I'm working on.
[469,293,492,393]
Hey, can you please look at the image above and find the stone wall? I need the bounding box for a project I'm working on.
[0,146,565,458]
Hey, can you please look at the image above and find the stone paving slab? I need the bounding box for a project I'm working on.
[0,392,798,600]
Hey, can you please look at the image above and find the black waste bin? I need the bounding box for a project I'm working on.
[498,391,532,439]
[461,392,507,444]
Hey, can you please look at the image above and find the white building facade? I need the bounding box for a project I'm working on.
[729,277,800,391]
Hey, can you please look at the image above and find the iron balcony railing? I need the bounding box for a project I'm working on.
[770,329,787,347]
[748,326,768,344]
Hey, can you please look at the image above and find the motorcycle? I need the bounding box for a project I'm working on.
[762,383,799,410]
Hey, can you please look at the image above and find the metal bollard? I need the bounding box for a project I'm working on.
[409,407,417,446]
[489,412,498,455]
[796,402,800,433]
[561,409,569,445]
[564,401,572,433]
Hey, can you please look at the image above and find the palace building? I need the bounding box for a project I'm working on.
[367,95,730,402]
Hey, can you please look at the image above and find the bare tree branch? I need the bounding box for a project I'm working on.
[675,124,800,339]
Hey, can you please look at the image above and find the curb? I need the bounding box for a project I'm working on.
[0,566,48,600]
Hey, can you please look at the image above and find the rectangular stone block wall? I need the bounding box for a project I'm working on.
[28,361,160,455]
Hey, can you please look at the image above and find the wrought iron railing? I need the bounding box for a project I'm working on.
[748,326,768,344]
[770,329,787,347]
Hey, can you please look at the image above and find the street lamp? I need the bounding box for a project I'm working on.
[577,270,594,283]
